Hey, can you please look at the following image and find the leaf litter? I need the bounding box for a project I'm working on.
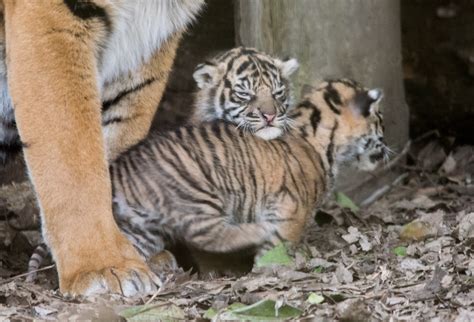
[0,139,473,321]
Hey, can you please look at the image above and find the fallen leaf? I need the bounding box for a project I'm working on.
[453,290,474,307]
[307,293,325,304]
[240,276,279,293]
[411,195,437,209]
[386,297,406,306]
[359,235,373,252]
[336,299,370,322]
[309,258,335,269]
[441,154,457,174]
[220,299,302,321]
[455,309,474,322]
[393,246,407,257]
[119,304,185,321]
[441,146,474,179]
[400,210,444,241]
[441,274,453,289]
[335,264,353,284]
[342,226,360,244]
[400,258,426,271]
[458,212,474,241]
[34,306,57,318]
[335,192,359,212]
[349,244,358,255]
[203,308,217,319]
[255,244,293,268]
[416,140,447,172]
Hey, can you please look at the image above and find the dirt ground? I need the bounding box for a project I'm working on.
[0,135,473,321]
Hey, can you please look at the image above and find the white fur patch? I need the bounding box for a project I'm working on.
[99,0,205,85]
[368,88,383,101]
[255,127,283,140]
[280,58,299,78]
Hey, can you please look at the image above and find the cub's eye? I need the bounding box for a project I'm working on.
[234,90,253,101]
[272,87,286,99]
[246,111,258,118]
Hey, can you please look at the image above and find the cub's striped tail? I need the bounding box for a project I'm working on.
[25,243,49,282]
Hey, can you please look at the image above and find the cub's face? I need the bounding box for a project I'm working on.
[193,47,299,140]
[333,82,390,172]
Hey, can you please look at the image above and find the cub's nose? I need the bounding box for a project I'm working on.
[263,113,276,124]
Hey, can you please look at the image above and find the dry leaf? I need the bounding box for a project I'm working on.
[400,258,426,271]
[458,212,474,241]
[335,265,353,284]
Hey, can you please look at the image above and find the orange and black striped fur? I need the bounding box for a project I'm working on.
[27,78,387,278]
[191,47,299,140]
[111,79,388,261]
[3,0,204,296]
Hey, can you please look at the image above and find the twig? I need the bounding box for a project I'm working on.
[348,140,411,193]
[144,274,170,305]
[360,172,409,207]
[0,264,55,285]
[412,130,440,143]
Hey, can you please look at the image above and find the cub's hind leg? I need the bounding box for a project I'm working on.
[253,197,308,263]
[181,209,279,254]
[4,1,158,296]
[181,193,307,257]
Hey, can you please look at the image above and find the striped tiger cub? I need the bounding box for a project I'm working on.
[112,78,388,260]
[27,79,388,278]
[191,47,299,140]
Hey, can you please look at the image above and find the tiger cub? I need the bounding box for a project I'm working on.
[191,47,299,140]
[111,79,388,261]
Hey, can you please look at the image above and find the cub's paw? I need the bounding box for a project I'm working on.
[62,260,161,297]
[148,250,178,276]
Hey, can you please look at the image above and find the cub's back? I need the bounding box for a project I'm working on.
[111,122,324,204]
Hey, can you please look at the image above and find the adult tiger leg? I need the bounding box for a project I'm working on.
[102,35,181,161]
[4,1,158,296]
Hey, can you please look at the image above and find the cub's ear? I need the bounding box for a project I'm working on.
[193,62,220,89]
[276,57,299,78]
[352,88,384,117]
[368,88,383,104]
[367,88,384,113]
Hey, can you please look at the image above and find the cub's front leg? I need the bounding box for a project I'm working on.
[4,1,158,296]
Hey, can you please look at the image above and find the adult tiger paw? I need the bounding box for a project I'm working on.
[60,259,161,297]
[56,233,162,297]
